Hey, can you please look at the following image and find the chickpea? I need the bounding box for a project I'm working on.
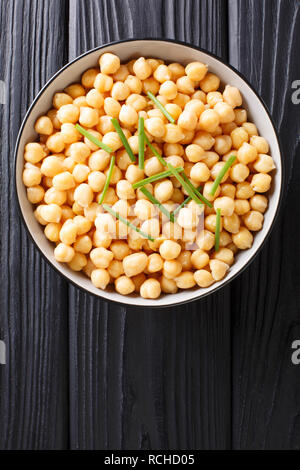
[134,199,155,221]
[253,154,275,173]
[223,85,242,108]
[165,156,184,169]
[79,106,99,128]
[44,187,66,206]
[122,252,148,277]
[126,93,147,111]
[235,182,255,199]
[219,230,232,247]
[125,75,143,94]
[89,149,110,171]
[99,52,120,74]
[72,215,91,235]
[163,124,184,144]
[194,269,214,288]
[35,116,53,135]
[47,109,61,129]
[231,127,248,149]
[172,188,185,204]
[185,99,205,117]
[209,259,229,281]
[74,183,93,208]
[234,199,250,215]
[39,204,62,223]
[94,73,113,92]
[160,276,178,294]
[60,123,80,144]
[250,135,269,154]
[73,96,88,108]
[83,202,102,222]
[159,240,181,260]
[189,162,209,183]
[100,186,118,205]
[199,73,220,93]
[53,92,73,109]
[168,62,185,80]
[250,194,268,213]
[190,249,209,270]
[206,91,223,107]
[230,163,250,183]
[213,102,234,124]
[61,205,75,222]
[115,179,135,200]
[110,81,130,101]
[250,173,271,193]
[27,185,45,204]
[142,77,160,95]
[44,222,61,242]
[69,142,91,163]
[237,142,257,164]
[23,166,41,187]
[205,214,222,233]
[173,92,190,108]
[74,234,92,254]
[177,207,198,230]
[141,218,160,239]
[178,110,198,131]
[34,206,48,225]
[90,247,114,269]
[72,201,84,216]
[193,131,215,150]
[51,172,74,191]
[60,220,78,245]
[223,213,240,233]
[140,278,161,298]
[46,133,65,153]
[243,210,264,231]
[81,68,98,88]
[107,259,124,279]
[86,171,104,192]
[93,230,112,248]
[214,196,234,216]
[175,271,196,289]
[97,115,114,135]
[176,76,194,95]
[64,83,85,99]
[72,164,90,183]
[232,227,253,249]
[132,57,151,80]
[213,135,232,155]
[203,181,221,201]
[220,183,236,199]
[85,88,104,109]
[213,247,234,266]
[54,243,75,263]
[102,132,122,151]
[234,109,247,125]
[242,122,258,136]
[222,122,237,135]
[163,260,182,279]
[211,161,230,183]
[158,81,177,100]
[57,104,79,124]
[119,104,138,127]
[153,180,173,203]
[185,61,207,81]
[111,64,129,82]
[68,252,87,271]
[24,142,46,163]
[199,109,220,133]
[91,268,110,289]
[145,117,165,138]
[147,253,164,273]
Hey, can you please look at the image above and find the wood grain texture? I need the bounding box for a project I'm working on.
[0,0,69,449]
[228,0,300,450]
[68,0,231,450]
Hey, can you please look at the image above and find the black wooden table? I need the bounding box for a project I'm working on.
[0,0,299,450]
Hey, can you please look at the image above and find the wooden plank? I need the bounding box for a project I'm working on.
[228,0,300,449]
[68,0,231,450]
[0,0,69,449]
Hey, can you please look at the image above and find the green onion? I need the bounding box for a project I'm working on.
[215,208,221,252]
[209,155,237,196]
[102,204,154,242]
[132,167,184,189]
[147,91,175,124]
[181,172,213,208]
[173,186,202,216]
[75,124,113,153]
[138,117,145,169]
[111,118,136,162]
[166,163,204,206]
[140,187,174,223]
[98,155,115,205]
[144,134,166,166]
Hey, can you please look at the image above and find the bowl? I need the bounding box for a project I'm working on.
[15,39,283,307]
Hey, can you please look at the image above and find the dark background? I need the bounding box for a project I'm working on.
[0,0,300,450]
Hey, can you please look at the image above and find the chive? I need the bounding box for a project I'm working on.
[140,187,174,223]
[144,134,166,166]
[132,167,184,189]
[98,155,115,205]
[166,163,204,206]
[147,91,175,124]
[210,155,237,196]
[75,124,113,153]
[181,173,212,208]
[173,186,202,216]
[215,208,221,252]
[138,117,145,169]
[102,204,154,242]
[111,118,136,162]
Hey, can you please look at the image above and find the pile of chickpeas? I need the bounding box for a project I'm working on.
[23,52,275,299]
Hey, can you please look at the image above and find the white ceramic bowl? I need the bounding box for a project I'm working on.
[15,39,283,307]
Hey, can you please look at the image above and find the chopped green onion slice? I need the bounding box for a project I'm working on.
[215,208,221,252]
[144,134,166,166]
[138,117,145,169]
[181,173,212,208]
[102,204,154,242]
[166,163,204,206]
[210,155,237,196]
[75,124,113,153]
[147,91,175,124]
[98,155,115,205]
[111,118,136,162]
[132,167,184,189]
[173,186,202,216]
[140,187,174,223]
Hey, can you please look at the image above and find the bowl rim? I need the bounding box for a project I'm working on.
[14,37,285,308]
